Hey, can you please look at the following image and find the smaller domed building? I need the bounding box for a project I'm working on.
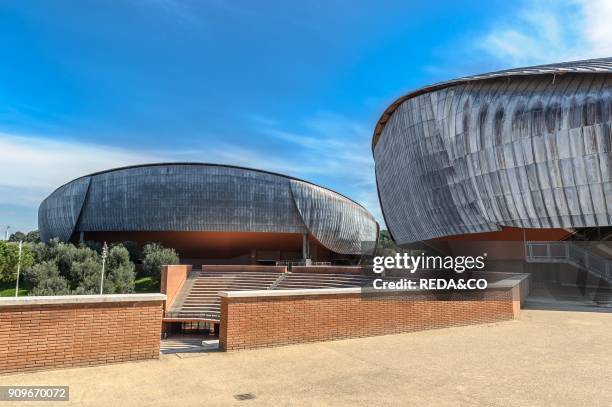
[39,163,379,265]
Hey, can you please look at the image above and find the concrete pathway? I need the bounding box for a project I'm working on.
[2,310,611,406]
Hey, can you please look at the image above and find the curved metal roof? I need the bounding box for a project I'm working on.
[38,163,379,255]
[48,162,367,210]
[372,62,612,243]
[372,57,612,149]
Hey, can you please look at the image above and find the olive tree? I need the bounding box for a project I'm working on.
[142,243,179,283]
[0,241,34,283]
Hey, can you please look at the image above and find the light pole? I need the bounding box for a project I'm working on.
[15,241,22,297]
[100,242,108,295]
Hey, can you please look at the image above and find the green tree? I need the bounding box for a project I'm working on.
[379,230,393,242]
[73,257,112,294]
[18,241,137,296]
[24,261,70,295]
[8,230,40,243]
[106,246,136,293]
[113,241,141,264]
[142,243,179,283]
[30,275,71,296]
[25,230,41,243]
[0,241,34,283]
[8,231,26,242]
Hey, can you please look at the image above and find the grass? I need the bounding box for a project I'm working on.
[134,276,159,293]
[0,281,29,297]
[1,277,157,296]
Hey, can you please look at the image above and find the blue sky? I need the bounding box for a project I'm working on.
[1,0,611,233]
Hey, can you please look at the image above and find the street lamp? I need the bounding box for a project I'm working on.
[15,241,22,297]
[100,242,108,295]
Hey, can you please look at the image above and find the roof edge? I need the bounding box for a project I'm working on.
[44,162,371,212]
[371,56,612,150]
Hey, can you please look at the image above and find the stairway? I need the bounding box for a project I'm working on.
[167,270,283,320]
[525,241,612,285]
[166,269,373,322]
[274,272,371,290]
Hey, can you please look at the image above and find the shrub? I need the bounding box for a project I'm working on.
[22,241,136,295]
[24,261,70,296]
[142,243,179,283]
[106,246,136,293]
[112,241,141,264]
[71,258,102,294]
[30,276,70,296]
[0,241,34,283]
[9,230,41,243]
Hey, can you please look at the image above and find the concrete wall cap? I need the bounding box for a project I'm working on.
[0,293,166,307]
[219,287,362,297]
[218,273,530,298]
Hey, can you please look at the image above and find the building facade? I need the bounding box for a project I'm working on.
[373,58,612,244]
[373,58,612,292]
[39,163,378,264]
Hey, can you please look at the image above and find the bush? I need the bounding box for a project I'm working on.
[106,246,136,293]
[112,241,141,264]
[8,231,26,242]
[24,261,70,296]
[9,230,41,243]
[22,241,137,295]
[142,243,179,283]
[72,257,111,295]
[30,276,70,296]
[0,241,34,283]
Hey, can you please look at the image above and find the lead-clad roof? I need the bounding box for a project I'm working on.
[38,163,378,255]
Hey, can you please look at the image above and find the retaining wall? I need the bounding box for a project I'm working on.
[219,275,528,351]
[0,294,165,374]
[161,265,192,309]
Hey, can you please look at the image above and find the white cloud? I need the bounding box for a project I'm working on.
[248,113,384,224]
[477,0,612,66]
[0,122,386,230]
[0,133,163,205]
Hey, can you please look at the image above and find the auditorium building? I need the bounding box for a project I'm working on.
[38,163,379,265]
[372,57,612,294]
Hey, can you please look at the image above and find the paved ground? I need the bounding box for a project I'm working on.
[2,309,611,406]
[160,335,219,354]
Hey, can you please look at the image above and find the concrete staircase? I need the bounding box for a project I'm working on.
[526,241,612,285]
[168,270,283,320]
[274,272,371,290]
[167,269,373,322]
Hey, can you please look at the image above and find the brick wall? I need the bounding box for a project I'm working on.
[219,287,519,351]
[161,265,192,309]
[0,294,165,374]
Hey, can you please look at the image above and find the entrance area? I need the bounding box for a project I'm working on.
[161,322,220,354]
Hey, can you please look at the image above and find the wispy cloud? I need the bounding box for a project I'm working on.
[476,0,612,67]
[245,113,383,223]
[0,133,163,205]
[0,120,385,230]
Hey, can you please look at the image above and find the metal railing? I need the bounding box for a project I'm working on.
[164,311,220,321]
[526,241,612,283]
[275,260,334,269]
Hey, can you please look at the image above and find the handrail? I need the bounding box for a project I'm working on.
[525,241,612,282]
[164,311,220,321]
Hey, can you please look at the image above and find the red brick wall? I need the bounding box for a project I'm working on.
[219,289,515,351]
[0,297,164,374]
[161,265,192,309]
